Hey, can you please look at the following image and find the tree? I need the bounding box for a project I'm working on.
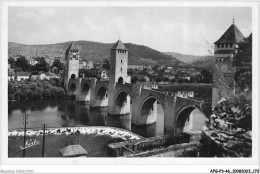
[171,79,176,83]
[15,56,31,72]
[163,77,169,82]
[131,76,138,84]
[34,57,50,72]
[200,69,213,83]
[178,78,184,83]
[8,57,15,67]
[139,77,145,83]
[51,59,64,72]
[153,65,160,71]
[155,77,161,83]
[233,35,252,92]
[102,59,110,70]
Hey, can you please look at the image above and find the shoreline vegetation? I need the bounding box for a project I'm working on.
[8,79,66,101]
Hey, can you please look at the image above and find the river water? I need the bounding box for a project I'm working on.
[8,99,205,138]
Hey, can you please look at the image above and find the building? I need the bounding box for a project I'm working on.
[38,73,47,80]
[141,82,158,90]
[177,91,194,98]
[8,72,15,81]
[46,72,59,79]
[86,61,94,69]
[163,74,175,80]
[98,68,109,80]
[212,19,246,105]
[143,75,150,82]
[128,65,145,70]
[16,72,30,81]
[31,75,38,80]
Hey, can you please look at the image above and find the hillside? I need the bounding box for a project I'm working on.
[8,41,183,66]
[163,52,207,63]
[188,56,214,69]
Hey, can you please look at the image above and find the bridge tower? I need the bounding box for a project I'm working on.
[108,40,129,115]
[64,42,80,91]
[212,19,245,106]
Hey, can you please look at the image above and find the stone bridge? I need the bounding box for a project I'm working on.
[67,78,211,135]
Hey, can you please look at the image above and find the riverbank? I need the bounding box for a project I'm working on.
[8,126,142,157]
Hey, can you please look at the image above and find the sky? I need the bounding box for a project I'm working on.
[8,6,252,55]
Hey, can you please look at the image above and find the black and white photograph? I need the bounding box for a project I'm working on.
[0,1,259,174]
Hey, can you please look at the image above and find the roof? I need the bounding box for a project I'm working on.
[66,42,79,51]
[59,145,88,157]
[111,40,128,50]
[214,23,245,44]
[8,72,15,76]
[16,72,30,76]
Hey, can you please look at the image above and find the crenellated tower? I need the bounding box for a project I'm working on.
[108,40,129,115]
[212,19,245,105]
[64,42,80,91]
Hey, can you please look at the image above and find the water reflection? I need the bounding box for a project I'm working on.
[8,99,165,137]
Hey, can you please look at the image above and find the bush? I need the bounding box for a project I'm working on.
[8,79,65,101]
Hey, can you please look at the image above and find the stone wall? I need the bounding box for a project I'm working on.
[107,132,201,157]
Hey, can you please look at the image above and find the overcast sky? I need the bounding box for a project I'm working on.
[8,6,252,55]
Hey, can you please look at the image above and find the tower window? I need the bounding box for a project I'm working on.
[121,60,122,64]
[221,44,224,48]
[121,67,122,72]
[217,44,220,48]
[225,43,228,48]
[229,43,233,48]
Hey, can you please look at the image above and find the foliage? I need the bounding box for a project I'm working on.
[200,69,213,83]
[84,69,98,78]
[155,77,161,83]
[33,57,50,72]
[8,79,65,101]
[51,59,64,72]
[163,77,170,82]
[15,56,32,72]
[233,35,252,92]
[102,59,110,70]
[131,76,138,84]
[8,57,15,67]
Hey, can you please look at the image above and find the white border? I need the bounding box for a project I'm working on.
[1,1,259,173]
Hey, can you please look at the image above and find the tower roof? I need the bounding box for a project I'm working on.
[214,23,245,44]
[66,42,79,51]
[111,40,128,50]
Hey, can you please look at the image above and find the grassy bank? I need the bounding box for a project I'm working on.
[8,134,124,157]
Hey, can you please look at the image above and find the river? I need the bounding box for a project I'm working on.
[8,99,205,138]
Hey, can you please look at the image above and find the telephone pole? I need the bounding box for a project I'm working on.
[42,124,47,157]
[22,113,28,157]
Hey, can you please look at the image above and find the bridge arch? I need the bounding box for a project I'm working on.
[95,86,108,107]
[79,83,91,101]
[139,96,165,125]
[175,105,206,134]
[115,90,131,115]
[81,83,90,94]
[69,83,76,91]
